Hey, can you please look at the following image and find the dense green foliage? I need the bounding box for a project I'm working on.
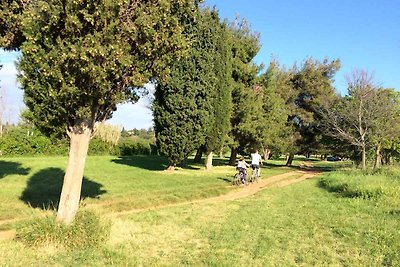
[227,17,262,161]
[0,125,155,156]
[153,8,224,168]
[0,125,68,155]
[12,0,196,137]
[258,59,293,157]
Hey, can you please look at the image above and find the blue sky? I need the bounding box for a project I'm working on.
[1,0,399,128]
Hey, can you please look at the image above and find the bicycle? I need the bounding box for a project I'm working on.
[250,165,260,183]
[232,168,248,186]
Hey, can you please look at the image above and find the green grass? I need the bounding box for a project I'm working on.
[1,155,398,266]
[0,155,289,223]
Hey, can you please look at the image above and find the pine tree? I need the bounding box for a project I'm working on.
[227,17,262,165]
[153,8,220,170]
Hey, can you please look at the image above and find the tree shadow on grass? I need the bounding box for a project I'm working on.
[0,160,30,179]
[20,168,106,210]
[217,177,233,184]
[111,155,169,171]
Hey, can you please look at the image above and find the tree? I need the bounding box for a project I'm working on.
[368,89,400,169]
[4,0,197,224]
[227,16,262,165]
[153,7,218,170]
[320,70,388,170]
[202,18,233,170]
[258,59,293,160]
[285,58,340,165]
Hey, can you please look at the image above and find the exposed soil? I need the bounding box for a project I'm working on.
[0,230,16,241]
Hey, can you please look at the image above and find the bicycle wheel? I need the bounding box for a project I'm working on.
[233,173,241,186]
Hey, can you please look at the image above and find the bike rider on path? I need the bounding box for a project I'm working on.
[251,150,263,177]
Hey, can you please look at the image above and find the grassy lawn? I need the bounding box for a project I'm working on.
[1,155,398,266]
[0,155,290,224]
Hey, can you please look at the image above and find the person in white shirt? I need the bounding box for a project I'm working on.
[251,150,262,177]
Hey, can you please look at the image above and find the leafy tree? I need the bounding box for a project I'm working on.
[0,0,27,50]
[153,8,218,170]
[227,17,262,165]
[320,70,390,170]
[368,89,400,169]
[258,59,293,160]
[2,0,197,224]
[285,58,340,165]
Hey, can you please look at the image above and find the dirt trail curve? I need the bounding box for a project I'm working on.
[114,169,321,217]
[0,169,320,240]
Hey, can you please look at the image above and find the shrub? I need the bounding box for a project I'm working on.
[319,168,400,199]
[16,210,110,249]
[0,126,68,156]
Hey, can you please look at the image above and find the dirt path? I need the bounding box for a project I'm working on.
[0,169,321,240]
[114,169,321,217]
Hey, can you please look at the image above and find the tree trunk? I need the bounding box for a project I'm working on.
[285,153,294,166]
[167,164,176,171]
[361,145,366,171]
[205,152,213,170]
[373,144,382,170]
[219,148,224,159]
[229,147,237,166]
[193,148,203,163]
[56,123,92,225]
[263,148,271,161]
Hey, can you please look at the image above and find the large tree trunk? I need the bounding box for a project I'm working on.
[56,122,92,224]
[229,147,237,166]
[285,153,294,166]
[193,148,203,163]
[373,144,382,170]
[205,152,213,170]
[361,145,366,171]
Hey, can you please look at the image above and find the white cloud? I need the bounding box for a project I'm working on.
[108,99,154,130]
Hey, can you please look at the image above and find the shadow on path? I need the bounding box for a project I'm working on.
[0,160,30,179]
[20,167,106,210]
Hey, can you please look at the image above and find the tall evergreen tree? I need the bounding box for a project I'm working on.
[227,17,262,165]
[203,18,233,170]
[1,0,197,224]
[153,8,221,170]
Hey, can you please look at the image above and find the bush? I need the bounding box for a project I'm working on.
[16,210,110,249]
[0,125,157,156]
[117,137,153,156]
[319,168,400,199]
[0,126,68,156]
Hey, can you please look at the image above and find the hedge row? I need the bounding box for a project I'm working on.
[0,127,156,156]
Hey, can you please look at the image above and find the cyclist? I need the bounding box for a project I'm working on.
[236,156,249,184]
[251,150,262,178]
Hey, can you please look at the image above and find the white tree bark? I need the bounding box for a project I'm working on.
[56,122,92,224]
